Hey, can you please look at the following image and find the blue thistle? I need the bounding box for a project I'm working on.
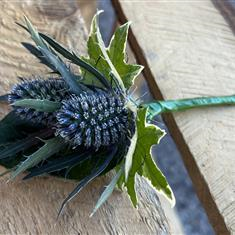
[56,91,136,149]
[9,78,70,125]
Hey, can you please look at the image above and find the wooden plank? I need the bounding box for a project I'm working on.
[113,1,235,234]
[0,1,170,234]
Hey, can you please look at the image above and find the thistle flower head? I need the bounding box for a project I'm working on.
[56,90,136,149]
[9,78,70,125]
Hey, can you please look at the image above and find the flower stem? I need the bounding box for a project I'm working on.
[143,95,235,120]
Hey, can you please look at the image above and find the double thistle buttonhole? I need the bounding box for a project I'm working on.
[10,78,136,150]
[2,16,138,216]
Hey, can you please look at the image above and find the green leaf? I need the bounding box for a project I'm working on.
[38,47,83,95]
[80,56,110,88]
[125,172,138,207]
[13,99,61,112]
[83,11,118,88]
[108,22,144,89]
[141,151,175,205]
[94,13,125,91]
[84,11,143,91]
[119,108,175,207]
[91,166,124,217]
[10,137,64,180]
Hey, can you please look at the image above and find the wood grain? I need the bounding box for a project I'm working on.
[113,0,235,234]
[0,1,170,234]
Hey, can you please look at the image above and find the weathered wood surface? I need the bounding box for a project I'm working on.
[113,0,235,234]
[0,1,170,234]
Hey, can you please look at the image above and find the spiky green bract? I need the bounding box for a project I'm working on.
[24,16,113,92]
[23,150,92,180]
[39,46,84,95]
[10,137,64,180]
[119,108,175,207]
[0,112,54,170]
[91,166,124,217]
[24,16,48,50]
[82,11,143,91]
[24,16,85,95]
[13,99,61,112]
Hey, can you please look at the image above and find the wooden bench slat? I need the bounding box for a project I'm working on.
[113,1,235,234]
[0,1,170,234]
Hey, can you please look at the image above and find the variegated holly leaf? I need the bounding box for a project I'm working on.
[120,108,175,207]
[108,22,143,89]
[82,11,143,91]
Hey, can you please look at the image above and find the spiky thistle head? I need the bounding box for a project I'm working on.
[9,78,70,125]
[56,90,136,149]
